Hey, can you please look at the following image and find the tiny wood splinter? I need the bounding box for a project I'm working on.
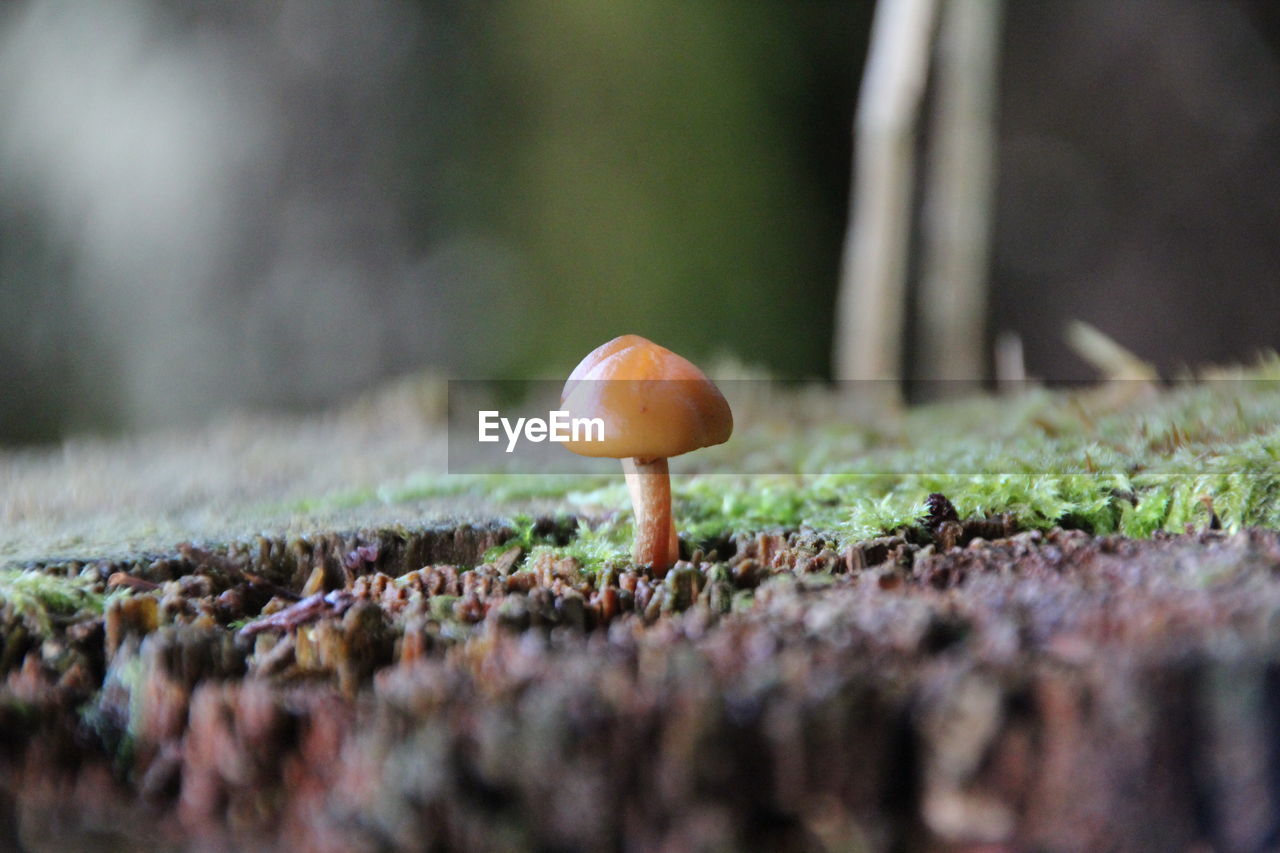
[561,335,733,574]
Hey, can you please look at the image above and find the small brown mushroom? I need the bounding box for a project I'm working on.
[561,335,732,573]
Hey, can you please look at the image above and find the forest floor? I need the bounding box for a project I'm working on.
[2,363,1279,852]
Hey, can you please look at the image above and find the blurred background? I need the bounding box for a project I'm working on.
[2,0,1279,445]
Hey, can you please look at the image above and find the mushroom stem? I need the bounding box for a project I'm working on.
[622,457,677,572]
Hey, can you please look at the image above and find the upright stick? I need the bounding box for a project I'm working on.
[833,0,939,400]
[919,0,1004,396]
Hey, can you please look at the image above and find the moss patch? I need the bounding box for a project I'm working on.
[473,368,1280,563]
[0,568,103,637]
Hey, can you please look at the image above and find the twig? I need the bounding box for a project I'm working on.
[1065,321,1158,381]
[238,590,355,637]
[833,0,940,399]
[918,0,1004,394]
[994,330,1026,392]
[106,572,160,592]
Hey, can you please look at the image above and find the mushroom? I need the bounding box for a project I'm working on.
[561,335,733,572]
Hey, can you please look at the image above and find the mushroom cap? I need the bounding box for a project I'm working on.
[560,334,733,460]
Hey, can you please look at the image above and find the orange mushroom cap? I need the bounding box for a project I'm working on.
[560,334,733,460]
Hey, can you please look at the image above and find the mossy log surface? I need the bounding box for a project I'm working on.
[2,372,1280,852]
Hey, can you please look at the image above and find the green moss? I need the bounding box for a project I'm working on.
[481,514,558,559]
[0,568,103,637]
[481,512,631,573]
[530,517,631,572]
[506,370,1280,562]
[267,367,1280,572]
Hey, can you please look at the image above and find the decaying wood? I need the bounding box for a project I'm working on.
[4,522,1280,852]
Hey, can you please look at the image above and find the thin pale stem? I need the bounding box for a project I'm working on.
[622,457,675,572]
[919,0,1003,395]
[833,0,939,404]
[624,458,678,564]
